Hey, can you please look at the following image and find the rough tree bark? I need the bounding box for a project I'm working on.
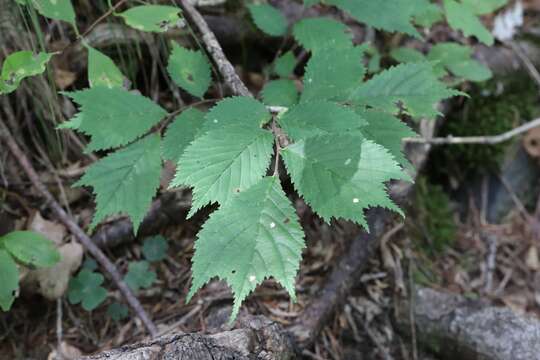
[83,316,294,360]
[397,287,540,360]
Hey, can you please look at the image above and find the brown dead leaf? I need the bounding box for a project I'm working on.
[28,212,66,246]
[501,292,528,314]
[526,246,540,271]
[23,242,83,300]
[47,342,82,360]
[524,127,540,158]
[160,160,177,190]
[54,69,77,90]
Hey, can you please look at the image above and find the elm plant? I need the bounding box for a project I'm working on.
[1,0,502,318]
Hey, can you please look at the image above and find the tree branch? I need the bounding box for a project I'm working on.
[176,0,252,97]
[0,117,158,338]
[403,117,540,145]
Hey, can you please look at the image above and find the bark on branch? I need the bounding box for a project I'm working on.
[83,316,294,360]
[397,287,540,360]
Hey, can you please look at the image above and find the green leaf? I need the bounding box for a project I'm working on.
[273,51,296,78]
[447,59,492,82]
[444,0,494,45]
[68,270,108,311]
[82,257,98,271]
[28,0,76,25]
[248,4,287,37]
[188,176,305,321]
[413,3,444,27]
[142,236,169,262]
[304,0,319,6]
[56,113,83,130]
[428,43,492,81]
[76,135,162,232]
[107,302,129,321]
[261,79,298,107]
[327,0,421,37]
[301,46,365,103]
[63,87,167,151]
[292,17,352,53]
[1,231,60,267]
[162,108,206,162]
[86,45,125,89]
[278,101,367,141]
[201,96,271,133]
[125,261,156,292]
[0,51,53,94]
[118,5,182,33]
[167,43,212,98]
[366,46,381,74]
[360,110,417,170]
[349,62,462,119]
[281,135,410,228]
[171,124,274,217]
[0,249,19,311]
[390,47,426,63]
[461,0,507,14]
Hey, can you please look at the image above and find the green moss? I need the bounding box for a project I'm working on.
[409,177,457,255]
[430,73,540,181]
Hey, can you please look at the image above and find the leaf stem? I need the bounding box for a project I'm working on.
[271,117,281,177]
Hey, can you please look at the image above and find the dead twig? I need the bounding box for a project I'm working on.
[484,233,498,294]
[0,117,158,338]
[403,117,540,145]
[176,0,251,97]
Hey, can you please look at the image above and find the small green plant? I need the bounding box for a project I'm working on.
[410,177,457,255]
[68,235,166,313]
[124,261,157,292]
[0,231,60,311]
[142,236,169,263]
[67,269,108,311]
[106,302,129,321]
[3,0,508,322]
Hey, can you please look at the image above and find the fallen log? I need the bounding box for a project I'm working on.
[91,190,191,249]
[83,316,294,360]
[397,287,540,360]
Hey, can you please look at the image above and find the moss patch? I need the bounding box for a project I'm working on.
[409,177,457,256]
[429,73,540,182]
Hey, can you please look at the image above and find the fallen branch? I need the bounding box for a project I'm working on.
[82,316,294,360]
[288,207,392,346]
[177,0,252,97]
[396,287,540,360]
[0,118,158,337]
[403,117,540,145]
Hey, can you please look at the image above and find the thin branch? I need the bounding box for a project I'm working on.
[507,41,540,91]
[0,117,158,338]
[403,117,540,145]
[176,0,251,97]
